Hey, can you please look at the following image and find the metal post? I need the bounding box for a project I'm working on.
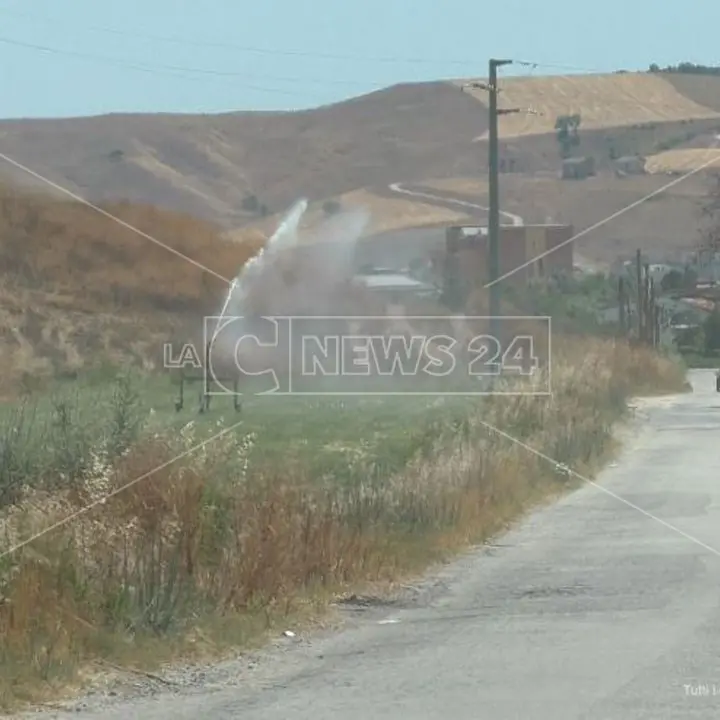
[649,276,656,347]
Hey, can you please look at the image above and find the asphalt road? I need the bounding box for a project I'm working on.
[27,369,720,719]
[387,182,525,226]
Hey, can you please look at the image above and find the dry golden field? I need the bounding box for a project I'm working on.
[224,188,475,245]
[454,73,720,138]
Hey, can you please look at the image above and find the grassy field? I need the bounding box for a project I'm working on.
[0,369,480,504]
[0,336,687,709]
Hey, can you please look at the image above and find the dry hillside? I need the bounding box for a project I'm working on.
[1,73,720,232]
[0,82,487,226]
[457,73,720,138]
[417,173,709,263]
[0,185,263,395]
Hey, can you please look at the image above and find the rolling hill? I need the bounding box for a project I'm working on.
[2,72,720,233]
[457,72,720,138]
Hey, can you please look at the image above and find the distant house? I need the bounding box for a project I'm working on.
[561,156,596,180]
[614,155,647,176]
[353,269,439,303]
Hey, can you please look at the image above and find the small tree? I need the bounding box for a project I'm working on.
[241,194,260,213]
[683,265,698,289]
[322,199,342,216]
[704,310,720,353]
[660,269,684,292]
[555,114,581,159]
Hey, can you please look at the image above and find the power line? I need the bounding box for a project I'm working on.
[0,33,620,94]
[513,59,615,74]
[0,35,390,96]
[0,5,485,67]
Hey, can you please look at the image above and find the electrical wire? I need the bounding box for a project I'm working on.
[0,12,645,111]
[0,5,485,68]
[512,59,615,74]
[0,35,392,96]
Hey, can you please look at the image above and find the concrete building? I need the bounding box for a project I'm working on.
[443,224,575,291]
[353,268,439,303]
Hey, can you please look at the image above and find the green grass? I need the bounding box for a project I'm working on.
[0,338,689,709]
[0,368,481,503]
[678,350,720,369]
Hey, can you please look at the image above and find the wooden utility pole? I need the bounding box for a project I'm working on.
[635,249,643,341]
[464,61,523,342]
[487,59,513,340]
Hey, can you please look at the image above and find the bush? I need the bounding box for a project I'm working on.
[241,194,260,212]
[704,311,720,353]
[322,199,342,216]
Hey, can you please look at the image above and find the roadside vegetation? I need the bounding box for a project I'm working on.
[0,182,692,708]
[0,337,686,709]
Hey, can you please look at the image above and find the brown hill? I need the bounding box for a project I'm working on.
[0,185,263,395]
[3,73,720,232]
[0,82,487,226]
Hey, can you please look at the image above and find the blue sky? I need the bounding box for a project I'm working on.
[1,0,719,118]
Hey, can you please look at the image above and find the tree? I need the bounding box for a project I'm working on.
[241,194,260,213]
[555,114,581,159]
[683,265,698,289]
[660,269,684,292]
[322,199,342,216]
[704,310,720,353]
[648,62,720,76]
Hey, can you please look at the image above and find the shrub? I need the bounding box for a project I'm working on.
[322,199,342,216]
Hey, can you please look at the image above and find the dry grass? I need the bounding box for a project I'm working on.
[455,73,720,138]
[224,189,474,245]
[645,147,720,174]
[419,177,491,195]
[0,184,263,315]
[0,285,177,400]
[0,337,686,709]
[0,184,268,394]
[331,189,472,234]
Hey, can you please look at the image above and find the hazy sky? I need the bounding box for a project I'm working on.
[2,0,719,118]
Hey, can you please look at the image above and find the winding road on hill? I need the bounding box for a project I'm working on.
[30,369,720,719]
[387,181,525,226]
